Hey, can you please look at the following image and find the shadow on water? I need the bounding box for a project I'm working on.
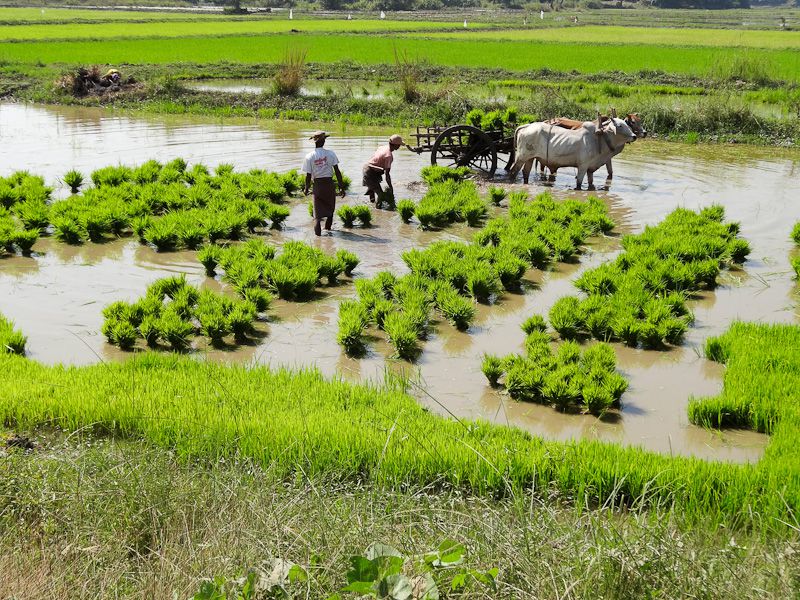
[2,103,799,462]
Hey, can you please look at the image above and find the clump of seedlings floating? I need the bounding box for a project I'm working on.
[101,274,265,351]
[482,315,627,417]
[549,205,749,349]
[336,204,372,228]
[792,222,800,279]
[63,169,83,194]
[40,159,300,248]
[337,192,616,361]
[0,171,51,255]
[0,312,27,355]
[201,239,360,303]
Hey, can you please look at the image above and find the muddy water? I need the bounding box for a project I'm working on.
[2,103,799,462]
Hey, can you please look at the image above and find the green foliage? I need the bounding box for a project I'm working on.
[337,300,369,357]
[474,191,613,268]
[554,205,746,349]
[338,204,372,228]
[413,180,486,230]
[0,313,26,355]
[63,169,83,194]
[792,222,800,246]
[101,276,261,351]
[383,312,420,360]
[420,165,471,185]
[494,322,626,417]
[487,186,506,206]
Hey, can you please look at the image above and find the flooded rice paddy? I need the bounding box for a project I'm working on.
[2,103,799,462]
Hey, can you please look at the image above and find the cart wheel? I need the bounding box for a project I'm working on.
[431,125,498,176]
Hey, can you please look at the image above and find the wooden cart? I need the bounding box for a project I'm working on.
[408,123,516,177]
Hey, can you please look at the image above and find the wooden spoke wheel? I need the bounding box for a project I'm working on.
[430,125,498,176]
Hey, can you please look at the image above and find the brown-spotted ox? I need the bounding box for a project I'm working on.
[508,117,637,190]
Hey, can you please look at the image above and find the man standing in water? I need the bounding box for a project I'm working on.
[362,134,404,206]
[302,131,346,236]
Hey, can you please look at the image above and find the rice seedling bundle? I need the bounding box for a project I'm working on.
[16,161,300,249]
[0,212,38,256]
[0,313,26,355]
[486,314,626,417]
[206,240,359,303]
[336,300,369,356]
[474,191,613,268]
[410,180,487,230]
[420,165,471,186]
[396,199,416,223]
[551,205,748,349]
[792,222,800,246]
[101,275,262,351]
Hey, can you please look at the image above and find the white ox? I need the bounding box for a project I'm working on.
[508,117,637,190]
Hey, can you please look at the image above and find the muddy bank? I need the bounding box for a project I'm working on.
[2,103,799,461]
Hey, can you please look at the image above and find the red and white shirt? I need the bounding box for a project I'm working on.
[301,148,339,179]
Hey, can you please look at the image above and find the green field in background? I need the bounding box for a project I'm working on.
[2,34,798,81]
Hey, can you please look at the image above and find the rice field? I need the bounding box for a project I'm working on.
[2,32,799,82]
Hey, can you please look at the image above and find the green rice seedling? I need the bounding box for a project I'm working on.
[374,271,397,299]
[132,160,162,184]
[148,274,187,301]
[264,204,290,229]
[143,219,179,252]
[157,308,194,351]
[0,314,26,355]
[83,209,112,243]
[556,340,582,364]
[372,298,395,330]
[307,201,314,217]
[224,261,261,294]
[177,222,205,249]
[52,216,86,244]
[494,251,527,290]
[337,205,357,228]
[792,222,800,245]
[420,165,471,185]
[215,163,234,178]
[521,314,548,335]
[383,312,420,360]
[353,205,372,226]
[228,302,256,342]
[12,230,38,255]
[792,256,800,279]
[436,287,475,331]
[264,262,295,299]
[319,256,344,285]
[14,200,50,231]
[197,307,231,347]
[130,215,151,242]
[466,264,500,303]
[582,382,615,417]
[164,157,187,173]
[542,367,581,412]
[660,317,689,346]
[582,343,617,372]
[335,249,359,276]
[488,186,507,206]
[197,244,222,276]
[240,287,272,313]
[396,199,415,223]
[727,238,750,263]
[138,316,160,348]
[481,354,504,387]
[111,321,138,351]
[91,165,131,187]
[291,263,321,300]
[336,300,369,356]
[462,199,487,227]
[549,296,584,340]
[505,359,546,403]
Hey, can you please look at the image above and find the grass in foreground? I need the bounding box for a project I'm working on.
[1,435,797,599]
[0,344,797,528]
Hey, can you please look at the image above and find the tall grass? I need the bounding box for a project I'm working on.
[273,48,307,97]
[0,349,796,527]
[0,313,26,355]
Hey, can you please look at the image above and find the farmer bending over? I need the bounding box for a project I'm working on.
[362,134,404,206]
[302,131,346,236]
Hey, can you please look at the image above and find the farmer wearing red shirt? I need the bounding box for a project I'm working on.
[362,134,404,205]
[302,131,346,236]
